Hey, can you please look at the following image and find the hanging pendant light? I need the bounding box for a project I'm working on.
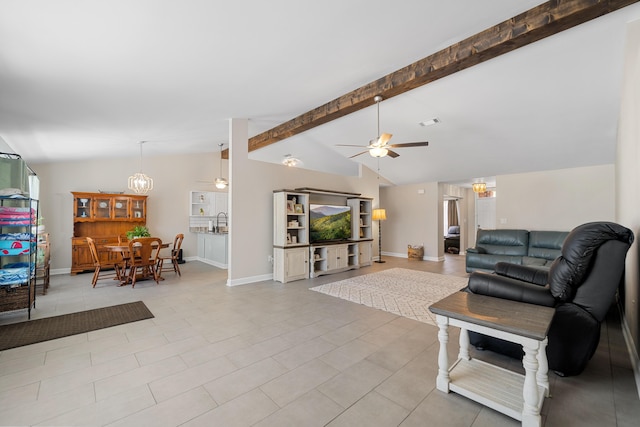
[472,182,487,193]
[128,141,153,194]
[215,143,228,189]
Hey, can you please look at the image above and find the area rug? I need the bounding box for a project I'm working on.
[0,301,154,351]
[310,268,468,326]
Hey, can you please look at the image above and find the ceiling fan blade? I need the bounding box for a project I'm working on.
[335,144,369,147]
[378,133,393,146]
[349,151,369,158]
[386,150,400,158]
[387,141,429,148]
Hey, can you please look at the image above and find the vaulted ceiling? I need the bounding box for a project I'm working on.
[2,1,640,187]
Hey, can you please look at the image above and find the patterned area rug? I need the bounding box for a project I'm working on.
[0,301,154,351]
[310,268,468,326]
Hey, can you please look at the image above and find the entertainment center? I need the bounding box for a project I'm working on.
[273,188,374,283]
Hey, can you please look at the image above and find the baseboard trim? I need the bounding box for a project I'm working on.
[51,268,71,276]
[620,306,640,399]
[382,251,442,262]
[227,273,273,287]
[195,257,228,269]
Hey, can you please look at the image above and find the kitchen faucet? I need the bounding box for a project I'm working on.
[216,212,228,232]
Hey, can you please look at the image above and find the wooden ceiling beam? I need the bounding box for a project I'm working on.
[244,0,638,154]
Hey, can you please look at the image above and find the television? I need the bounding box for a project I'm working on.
[309,204,352,243]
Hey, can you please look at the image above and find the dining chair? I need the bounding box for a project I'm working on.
[87,236,122,287]
[117,235,132,270]
[157,233,184,277]
[127,237,162,288]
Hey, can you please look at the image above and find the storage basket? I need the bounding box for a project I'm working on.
[0,284,35,312]
[408,245,424,260]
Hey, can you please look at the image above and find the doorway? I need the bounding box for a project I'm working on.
[443,198,461,254]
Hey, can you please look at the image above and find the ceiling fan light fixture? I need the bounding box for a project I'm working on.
[369,96,389,158]
[369,146,389,158]
[335,94,428,159]
[214,177,228,189]
[282,154,302,167]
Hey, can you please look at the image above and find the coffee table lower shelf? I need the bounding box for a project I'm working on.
[448,358,547,422]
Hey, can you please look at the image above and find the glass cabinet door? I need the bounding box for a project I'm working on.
[131,197,145,220]
[113,197,130,219]
[75,196,92,219]
[94,197,112,219]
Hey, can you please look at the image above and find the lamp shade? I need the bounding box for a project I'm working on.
[372,208,387,221]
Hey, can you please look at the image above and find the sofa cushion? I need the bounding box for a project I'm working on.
[476,229,529,256]
[522,256,547,267]
[466,252,523,272]
[528,231,568,261]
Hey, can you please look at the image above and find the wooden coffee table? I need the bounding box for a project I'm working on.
[429,292,555,427]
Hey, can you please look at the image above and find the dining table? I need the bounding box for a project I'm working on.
[104,240,170,285]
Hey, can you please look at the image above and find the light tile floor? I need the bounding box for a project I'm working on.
[0,255,638,426]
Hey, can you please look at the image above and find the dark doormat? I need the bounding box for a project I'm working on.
[0,301,154,351]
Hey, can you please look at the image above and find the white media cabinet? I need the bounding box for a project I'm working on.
[273,189,373,283]
[310,241,367,278]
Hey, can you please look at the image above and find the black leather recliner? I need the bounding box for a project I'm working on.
[466,222,634,376]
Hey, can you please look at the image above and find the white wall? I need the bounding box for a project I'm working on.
[617,18,640,371]
[380,182,440,260]
[496,164,615,231]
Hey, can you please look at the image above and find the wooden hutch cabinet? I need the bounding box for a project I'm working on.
[71,192,147,275]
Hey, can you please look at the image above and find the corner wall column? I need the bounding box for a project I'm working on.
[227,118,248,286]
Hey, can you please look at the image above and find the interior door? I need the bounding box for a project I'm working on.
[476,196,496,231]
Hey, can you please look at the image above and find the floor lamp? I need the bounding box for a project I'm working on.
[372,208,387,263]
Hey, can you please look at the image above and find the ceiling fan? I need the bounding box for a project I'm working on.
[336,95,429,158]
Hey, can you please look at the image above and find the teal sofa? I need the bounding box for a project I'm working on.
[465,229,569,273]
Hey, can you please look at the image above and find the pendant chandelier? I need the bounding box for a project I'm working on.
[128,141,153,194]
[215,143,228,189]
[472,182,487,193]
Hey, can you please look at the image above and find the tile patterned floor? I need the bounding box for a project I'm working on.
[0,255,638,426]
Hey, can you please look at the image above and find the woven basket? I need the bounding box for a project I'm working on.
[407,245,424,260]
[0,284,35,313]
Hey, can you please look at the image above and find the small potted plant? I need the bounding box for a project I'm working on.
[126,225,151,240]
